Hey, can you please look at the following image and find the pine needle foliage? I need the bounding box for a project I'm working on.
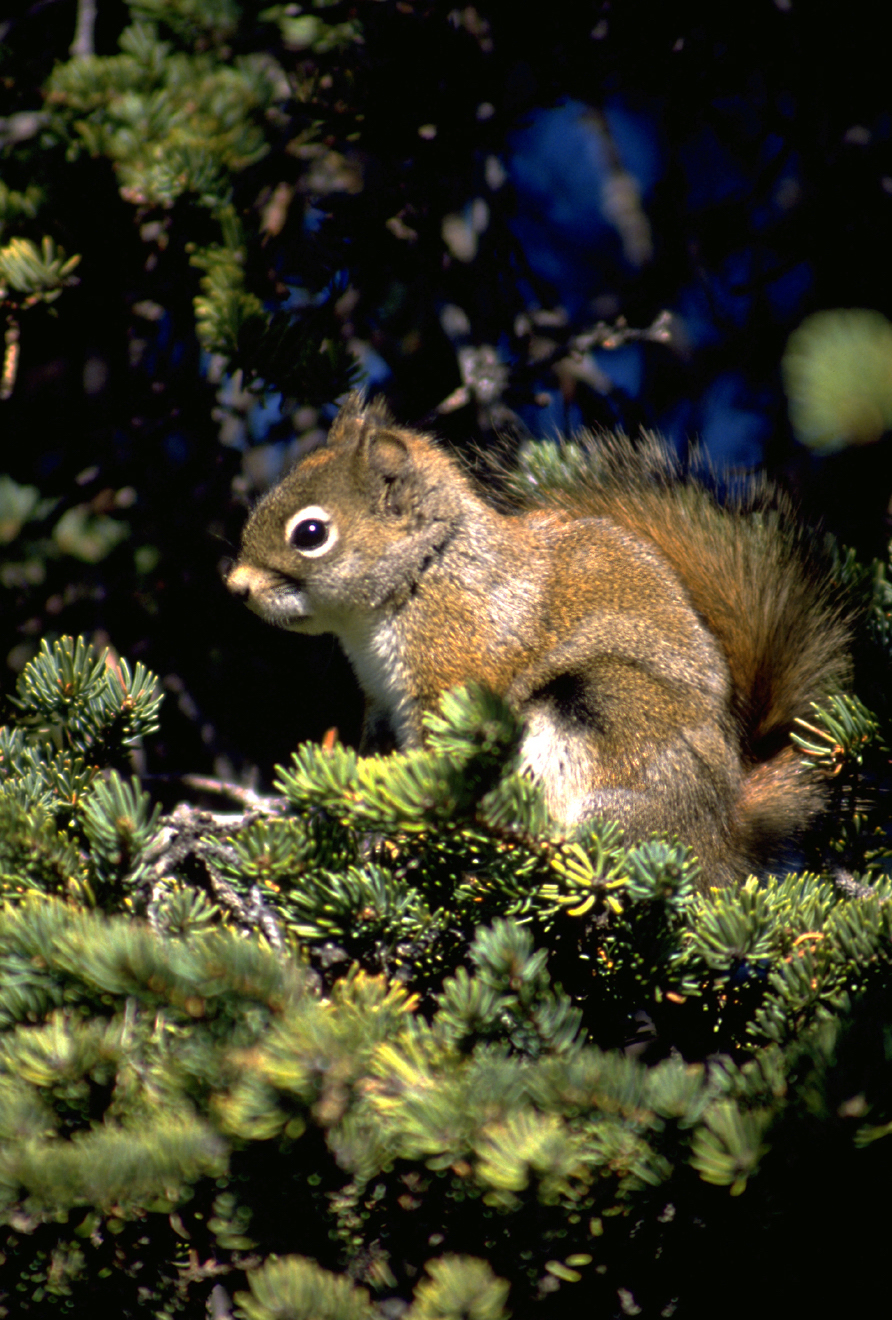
[0,236,80,306]
[0,623,891,1316]
[2,7,363,404]
[1,637,162,907]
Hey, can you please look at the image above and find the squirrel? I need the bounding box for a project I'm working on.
[227,392,851,886]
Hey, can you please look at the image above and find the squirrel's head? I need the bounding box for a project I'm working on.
[227,393,476,635]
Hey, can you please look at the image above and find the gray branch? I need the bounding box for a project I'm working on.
[70,0,97,58]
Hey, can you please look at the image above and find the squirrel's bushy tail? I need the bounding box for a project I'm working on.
[523,431,852,868]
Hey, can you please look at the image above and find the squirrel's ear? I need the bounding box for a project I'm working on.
[327,392,366,447]
[354,428,415,514]
[328,392,393,447]
[366,433,410,480]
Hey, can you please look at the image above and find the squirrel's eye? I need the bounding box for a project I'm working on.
[292,518,327,548]
[284,505,339,558]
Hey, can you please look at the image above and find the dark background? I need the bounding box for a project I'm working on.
[2,0,891,788]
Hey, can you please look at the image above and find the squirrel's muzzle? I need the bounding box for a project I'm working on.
[226,560,315,630]
[226,562,256,601]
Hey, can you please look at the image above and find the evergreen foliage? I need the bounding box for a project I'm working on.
[0,626,890,1317]
[4,6,362,403]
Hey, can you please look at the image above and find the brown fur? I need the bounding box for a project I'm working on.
[228,396,851,885]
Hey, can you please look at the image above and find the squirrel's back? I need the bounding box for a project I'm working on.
[513,430,852,869]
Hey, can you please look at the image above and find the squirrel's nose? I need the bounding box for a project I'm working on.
[226,563,254,600]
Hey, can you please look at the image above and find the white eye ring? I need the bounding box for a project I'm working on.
[284,505,339,558]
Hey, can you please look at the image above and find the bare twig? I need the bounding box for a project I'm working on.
[70,0,97,58]
[570,309,674,353]
[181,774,288,813]
[0,112,48,148]
[137,801,286,946]
[831,868,883,901]
[145,773,288,814]
[0,316,20,401]
[435,309,676,418]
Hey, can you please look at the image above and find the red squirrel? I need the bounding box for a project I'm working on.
[227,394,851,885]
